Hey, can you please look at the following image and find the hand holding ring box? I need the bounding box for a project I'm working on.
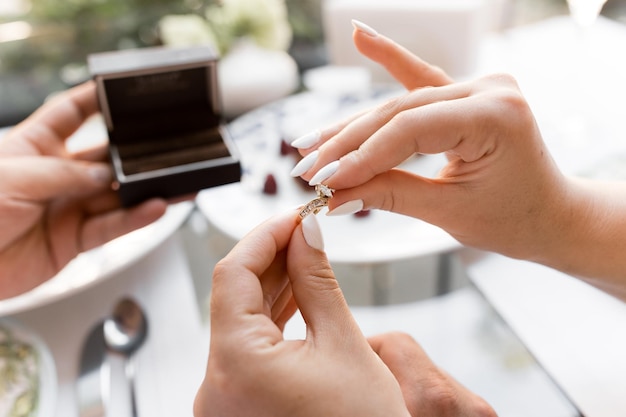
[88,46,241,207]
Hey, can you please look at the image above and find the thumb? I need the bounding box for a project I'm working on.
[0,156,112,201]
[287,214,359,342]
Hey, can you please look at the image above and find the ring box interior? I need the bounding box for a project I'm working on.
[88,46,241,207]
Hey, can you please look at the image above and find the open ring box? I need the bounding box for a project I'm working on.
[88,46,241,207]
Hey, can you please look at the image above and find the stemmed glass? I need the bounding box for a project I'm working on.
[566,0,608,28]
[558,0,609,148]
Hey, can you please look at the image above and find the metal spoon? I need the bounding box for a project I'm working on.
[103,297,148,417]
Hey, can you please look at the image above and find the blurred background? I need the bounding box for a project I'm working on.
[1,0,625,127]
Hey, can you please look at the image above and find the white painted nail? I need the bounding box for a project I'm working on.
[308,160,340,186]
[291,130,321,149]
[352,19,378,37]
[301,214,324,250]
[327,200,364,216]
[290,150,319,177]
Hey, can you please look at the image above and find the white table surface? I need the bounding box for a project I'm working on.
[463,250,626,417]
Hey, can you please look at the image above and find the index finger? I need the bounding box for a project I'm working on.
[4,82,99,156]
[210,211,299,325]
[28,81,99,139]
[352,20,453,89]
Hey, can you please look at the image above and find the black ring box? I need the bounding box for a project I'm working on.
[88,46,241,207]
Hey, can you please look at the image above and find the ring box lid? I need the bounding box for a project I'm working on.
[87,46,241,207]
[88,46,222,145]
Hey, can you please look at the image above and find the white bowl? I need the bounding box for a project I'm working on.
[0,318,56,417]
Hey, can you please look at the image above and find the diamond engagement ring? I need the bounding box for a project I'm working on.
[299,184,334,220]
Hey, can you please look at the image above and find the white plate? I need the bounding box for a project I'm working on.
[197,88,460,264]
[0,317,56,417]
[0,202,193,317]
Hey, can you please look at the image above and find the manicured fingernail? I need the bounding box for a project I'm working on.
[290,150,319,177]
[309,160,340,185]
[89,165,112,184]
[291,130,321,149]
[301,214,324,250]
[352,19,378,37]
[327,200,363,216]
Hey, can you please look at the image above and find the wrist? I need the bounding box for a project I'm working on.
[532,177,626,297]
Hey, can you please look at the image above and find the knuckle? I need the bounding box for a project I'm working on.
[390,107,417,127]
[212,258,229,278]
[480,72,520,89]
[497,88,530,115]
[418,369,497,417]
[384,330,415,343]
[345,147,378,182]
[375,95,405,120]
[470,398,499,417]
[302,266,342,293]
[476,86,532,131]
[480,74,530,114]
[427,64,449,86]
[379,184,396,213]
[421,379,463,416]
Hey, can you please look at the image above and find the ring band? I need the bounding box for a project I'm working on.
[299,184,334,219]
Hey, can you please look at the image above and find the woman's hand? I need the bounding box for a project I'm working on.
[194,211,496,417]
[0,82,166,299]
[291,22,575,272]
[291,21,626,299]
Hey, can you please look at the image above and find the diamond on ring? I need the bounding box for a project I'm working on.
[299,184,334,219]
